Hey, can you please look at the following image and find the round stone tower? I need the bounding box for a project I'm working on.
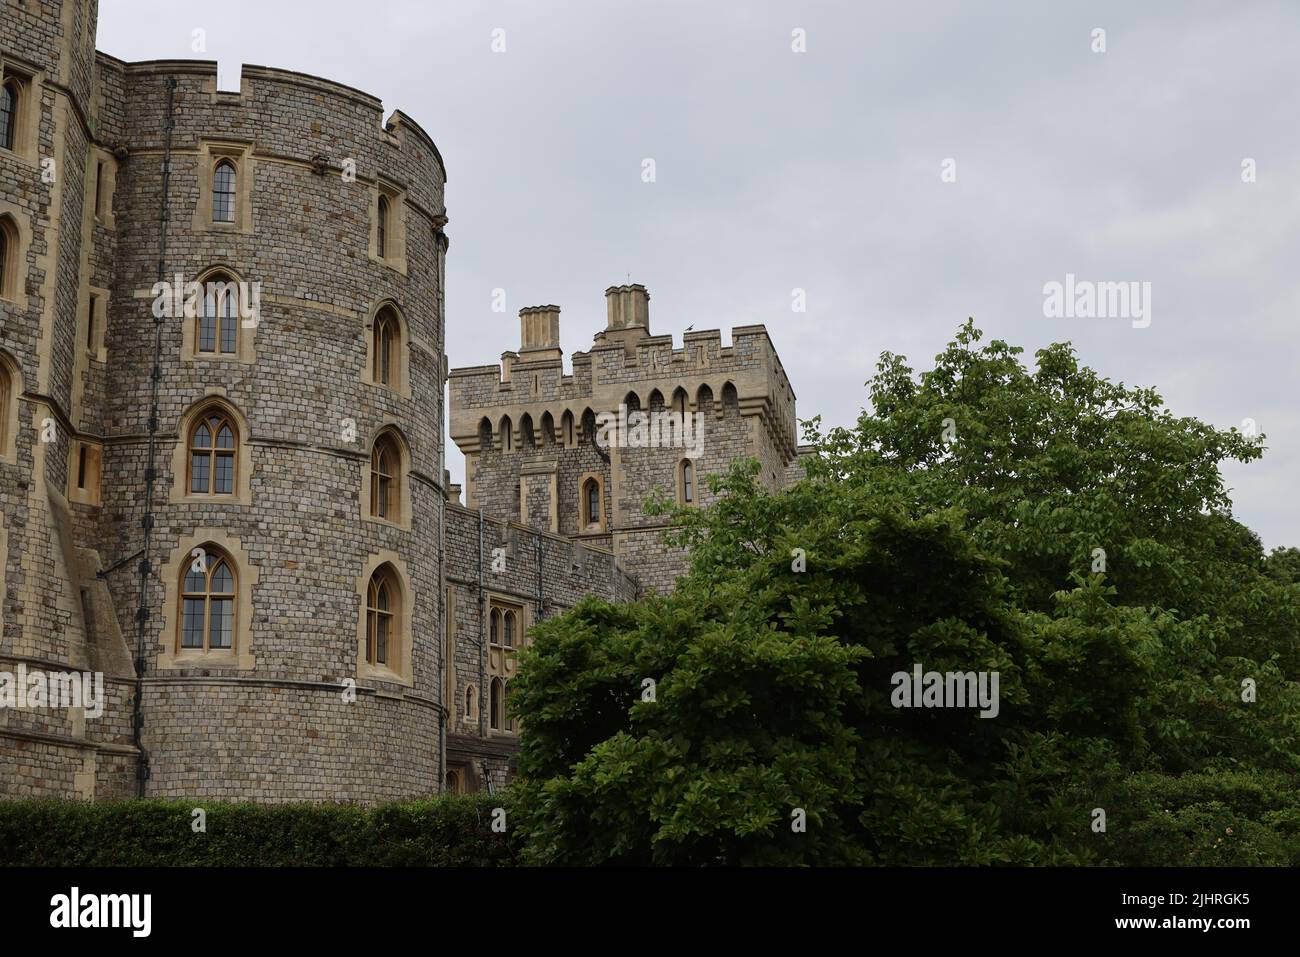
[1,0,452,801]
[95,59,450,801]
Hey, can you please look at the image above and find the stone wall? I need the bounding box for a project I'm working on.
[0,0,133,799]
[441,501,637,782]
[99,59,447,801]
[2,3,810,805]
[449,298,800,597]
[2,0,459,803]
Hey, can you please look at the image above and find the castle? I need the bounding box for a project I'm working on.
[0,0,802,801]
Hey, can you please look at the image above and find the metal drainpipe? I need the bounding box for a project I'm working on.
[477,509,486,740]
[131,76,177,797]
[437,507,446,793]
[535,532,543,623]
[436,235,448,794]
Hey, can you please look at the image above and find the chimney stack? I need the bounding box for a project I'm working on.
[597,283,651,353]
[605,283,650,332]
[518,305,562,362]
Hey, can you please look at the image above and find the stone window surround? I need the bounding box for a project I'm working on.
[0,205,31,309]
[445,767,463,794]
[486,593,527,737]
[676,457,696,507]
[0,349,19,465]
[489,676,506,733]
[179,264,259,365]
[0,60,38,162]
[191,139,254,234]
[355,551,414,686]
[578,471,606,534]
[360,423,412,531]
[462,682,478,724]
[67,437,102,507]
[369,178,408,275]
[488,599,522,652]
[169,391,254,506]
[157,530,259,671]
[83,285,109,363]
[361,298,411,398]
[88,146,118,228]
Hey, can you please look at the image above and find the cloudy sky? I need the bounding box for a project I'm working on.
[100,0,1300,548]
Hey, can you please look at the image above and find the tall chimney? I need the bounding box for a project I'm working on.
[605,284,650,332]
[519,305,562,362]
[598,283,651,353]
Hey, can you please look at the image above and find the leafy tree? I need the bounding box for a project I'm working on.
[1265,546,1300,586]
[510,322,1300,865]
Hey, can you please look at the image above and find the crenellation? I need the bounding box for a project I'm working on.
[2,5,805,805]
[450,282,801,597]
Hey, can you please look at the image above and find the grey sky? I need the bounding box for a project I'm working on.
[100,0,1300,548]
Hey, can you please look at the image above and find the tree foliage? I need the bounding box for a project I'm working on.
[511,322,1300,865]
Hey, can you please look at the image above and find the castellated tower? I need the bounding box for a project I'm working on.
[2,3,778,802]
[450,284,801,595]
[3,0,637,802]
[2,0,456,800]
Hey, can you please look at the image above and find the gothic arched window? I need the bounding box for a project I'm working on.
[370,431,401,520]
[198,275,239,355]
[366,566,398,666]
[373,307,400,388]
[680,459,695,504]
[583,478,600,527]
[180,548,236,651]
[561,410,574,448]
[189,410,237,495]
[490,678,503,731]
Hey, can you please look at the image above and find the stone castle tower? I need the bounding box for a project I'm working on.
[1,0,460,800]
[450,285,801,594]
[1,2,796,801]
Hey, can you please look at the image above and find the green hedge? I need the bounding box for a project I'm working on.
[8,771,1298,866]
[0,792,520,866]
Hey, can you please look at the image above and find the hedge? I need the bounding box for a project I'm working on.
[8,770,1298,866]
[0,792,521,866]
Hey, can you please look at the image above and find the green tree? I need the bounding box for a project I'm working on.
[510,322,1300,865]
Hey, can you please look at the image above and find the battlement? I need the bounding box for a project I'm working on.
[92,54,447,211]
[450,285,797,458]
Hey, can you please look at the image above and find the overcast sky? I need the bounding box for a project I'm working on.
[99,0,1300,548]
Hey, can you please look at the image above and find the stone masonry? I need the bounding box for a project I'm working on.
[449,285,801,597]
[1,1,801,802]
